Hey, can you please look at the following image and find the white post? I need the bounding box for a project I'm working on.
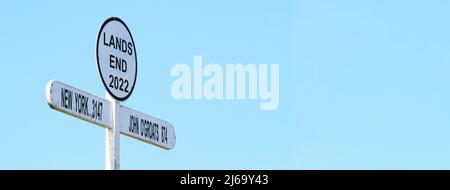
[105,93,120,170]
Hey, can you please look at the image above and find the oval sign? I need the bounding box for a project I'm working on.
[96,17,137,101]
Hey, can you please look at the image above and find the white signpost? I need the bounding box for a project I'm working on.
[46,17,175,170]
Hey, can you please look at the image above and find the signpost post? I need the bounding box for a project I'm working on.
[46,17,175,170]
[105,93,120,170]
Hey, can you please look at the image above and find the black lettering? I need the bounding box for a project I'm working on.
[104,34,132,56]
[115,56,121,71]
[114,77,119,89]
[109,54,115,68]
[75,93,89,116]
[119,78,124,91]
[109,35,115,48]
[60,88,72,110]
[129,115,139,134]
[154,123,159,142]
[109,75,114,88]
[109,55,127,73]
[121,39,127,53]
[115,36,121,51]
[161,126,168,144]
[124,80,129,93]
[98,102,103,120]
[103,32,108,46]
[91,100,103,121]
[127,42,133,55]
[122,59,127,72]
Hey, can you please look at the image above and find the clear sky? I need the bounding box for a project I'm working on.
[0,0,449,169]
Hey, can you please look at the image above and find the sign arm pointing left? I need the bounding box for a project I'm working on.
[46,80,112,129]
[46,17,175,170]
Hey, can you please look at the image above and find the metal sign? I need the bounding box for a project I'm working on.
[46,80,112,128]
[120,105,176,150]
[96,17,137,101]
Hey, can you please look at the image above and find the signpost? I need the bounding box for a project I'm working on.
[46,17,175,170]
[119,105,176,150]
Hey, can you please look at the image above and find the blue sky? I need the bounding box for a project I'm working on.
[0,0,449,169]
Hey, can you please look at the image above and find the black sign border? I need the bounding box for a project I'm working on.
[96,17,138,101]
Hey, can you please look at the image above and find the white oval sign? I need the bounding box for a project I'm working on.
[96,17,137,101]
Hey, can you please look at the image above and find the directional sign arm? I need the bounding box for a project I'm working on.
[119,106,176,150]
[46,80,112,128]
